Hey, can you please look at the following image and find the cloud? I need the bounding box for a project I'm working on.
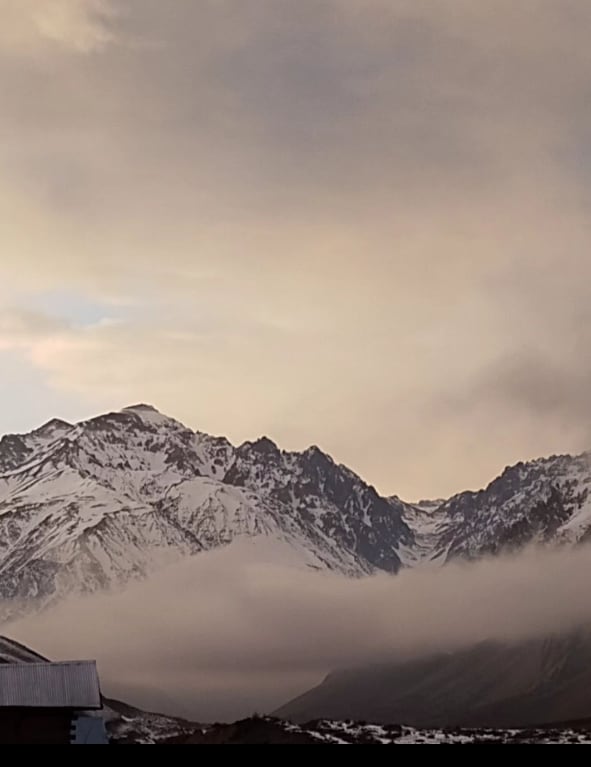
[2,1,591,497]
[0,308,68,344]
[0,308,98,373]
[5,538,591,721]
[0,0,117,54]
[454,349,591,434]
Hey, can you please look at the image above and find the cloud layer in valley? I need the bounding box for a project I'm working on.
[6,538,591,721]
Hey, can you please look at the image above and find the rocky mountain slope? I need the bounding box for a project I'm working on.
[0,405,414,617]
[1,403,591,619]
[276,631,591,728]
[161,715,591,744]
[0,635,48,664]
[435,453,591,561]
[395,453,591,566]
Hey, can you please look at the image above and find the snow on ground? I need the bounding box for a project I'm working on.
[289,719,591,745]
[110,715,591,744]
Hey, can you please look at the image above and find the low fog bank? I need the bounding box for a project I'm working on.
[4,538,591,721]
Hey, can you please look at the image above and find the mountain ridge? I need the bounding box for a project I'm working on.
[0,404,413,617]
[1,403,591,619]
[275,630,591,728]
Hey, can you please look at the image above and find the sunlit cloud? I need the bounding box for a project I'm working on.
[1,1,591,496]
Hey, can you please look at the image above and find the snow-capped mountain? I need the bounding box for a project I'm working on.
[397,501,448,567]
[436,452,591,561]
[0,405,414,616]
[2,403,591,619]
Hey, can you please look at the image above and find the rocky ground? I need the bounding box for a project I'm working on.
[107,713,591,744]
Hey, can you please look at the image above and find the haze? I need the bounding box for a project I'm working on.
[2,1,591,500]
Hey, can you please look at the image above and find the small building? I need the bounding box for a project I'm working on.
[0,660,108,744]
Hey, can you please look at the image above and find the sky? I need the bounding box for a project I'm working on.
[1,0,591,499]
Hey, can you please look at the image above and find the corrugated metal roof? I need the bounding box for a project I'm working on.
[0,661,102,709]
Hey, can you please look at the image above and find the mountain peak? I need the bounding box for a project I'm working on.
[119,403,185,430]
[0,405,419,616]
[122,403,161,414]
[303,444,331,460]
[33,418,73,435]
[240,436,279,455]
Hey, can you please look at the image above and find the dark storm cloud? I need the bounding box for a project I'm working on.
[436,345,591,454]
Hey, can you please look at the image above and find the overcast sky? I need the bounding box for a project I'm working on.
[1,0,591,499]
